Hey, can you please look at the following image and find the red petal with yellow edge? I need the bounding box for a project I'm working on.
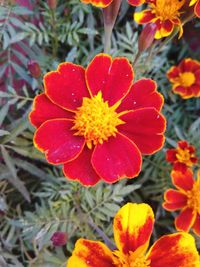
[195,0,200,17]
[67,239,116,267]
[34,119,85,165]
[163,202,187,211]
[81,0,113,7]
[134,10,156,24]
[117,79,164,113]
[44,63,89,112]
[128,0,145,6]
[173,86,188,97]
[167,66,180,82]
[171,169,194,191]
[86,54,134,106]
[63,147,100,186]
[179,58,200,72]
[159,20,174,38]
[193,214,200,236]
[147,233,200,267]
[164,189,187,206]
[113,203,154,254]
[166,149,177,163]
[91,133,142,183]
[29,93,73,128]
[175,208,196,232]
[118,108,166,155]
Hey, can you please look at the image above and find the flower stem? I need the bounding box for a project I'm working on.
[104,24,113,54]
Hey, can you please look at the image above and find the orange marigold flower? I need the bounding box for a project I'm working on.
[189,0,200,17]
[67,203,200,267]
[134,0,185,39]
[167,58,200,99]
[163,169,200,236]
[29,54,166,186]
[166,140,198,173]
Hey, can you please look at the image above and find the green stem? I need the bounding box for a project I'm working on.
[104,24,113,54]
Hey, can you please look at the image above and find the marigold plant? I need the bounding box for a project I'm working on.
[67,202,200,267]
[29,53,166,186]
[166,140,198,172]
[167,58,200,99]
[163,169,200,236]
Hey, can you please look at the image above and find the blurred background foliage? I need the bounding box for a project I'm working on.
[0,0,200,266]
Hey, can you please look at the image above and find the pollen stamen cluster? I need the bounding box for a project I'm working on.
[113,251,151,267]
[187,181,200,214]
[72,92,124,149]
[176,147,193,166]
[152,0,185,20]
[179,72,196,87]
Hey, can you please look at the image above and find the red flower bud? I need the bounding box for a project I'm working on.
[138,23,157,52]
[47,0,57,10]
[27,60,41,79]
[50,232,68,246]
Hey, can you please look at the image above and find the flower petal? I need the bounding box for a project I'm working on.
[44,63,89,112]
[155,20,174,39]
[171,169,194,191]
[134,10,156,24]
[86,54,134,106]
[29,93,73,128]
[163,202,187,211]
[147,233,200,267]
[167,66,180,82]
[195,0,200,18]
[118,108,166,155]
[113,203,154,254]
[91,133,142,183]
[63,147,100,186]
[166,149,177,163]
[34,119,85,165]
[163,189,187,211]
[128,0,145,6]
[175,208,196,232]
[67,239,116,267]
[81,0,113,7]
[193,214,200,236]
[118,79,164,113]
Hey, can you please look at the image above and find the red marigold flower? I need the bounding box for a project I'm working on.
[166,140,198,173]
[29,54,166,186]
[163,169,200,236]
[189,0,200,17]
[134,0,185,39]
[167,58,200,99]
[67,203,200,267]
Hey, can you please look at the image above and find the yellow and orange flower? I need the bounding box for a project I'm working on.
[29,54,166,186]
[134,0,185,39]
[67,203,200,267]
[80,0,150,7]
[163,169,200,236]
[167,58,200,99]
[166,140,198,173]
[189,0,200,17]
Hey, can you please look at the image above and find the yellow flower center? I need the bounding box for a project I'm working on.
[113,251,151,267]
[179,72,196,87]
[72,92,124,149]
[187,181,200,214]
[176,147,193,166]
[151,0,185,20]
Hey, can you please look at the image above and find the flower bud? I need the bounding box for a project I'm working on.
[138,23,157,52]
[47,0,57,10]
[27,60,41,79]
[50,232,68,246]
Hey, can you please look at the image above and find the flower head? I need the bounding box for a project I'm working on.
[166,140,198,173]
[134,0,185,39]
[163,169,200,236]
[29,54,166,186]
[189,0,200,17]
[67,203,200,267]
[80,0,113,7]
[51,231,68,246]
[167,58,200,99]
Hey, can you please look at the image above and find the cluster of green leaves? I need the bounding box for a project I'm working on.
[0,0,200,266]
